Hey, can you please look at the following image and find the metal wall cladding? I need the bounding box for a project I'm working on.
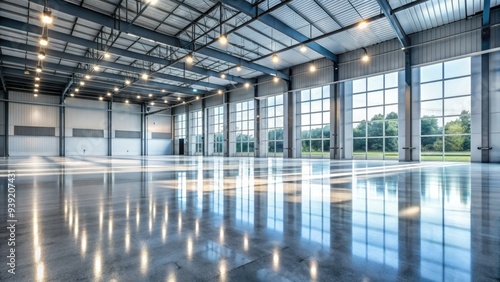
[147,113,172,134]
[172,105,187,115]
[188,100,202,111]
[147,139,173,155]
[205,95,223,108]
[10,103,59,128]
[229,87,254,103]
[9,136,59,156]
[65,98,108,130]
[490,11,500,48]
[490,51,500,162]
[292,58,335,90]
[9,91,59,104]
[257,76,287,98]
[112,139,141,155]
[115,130,141,138]
[66,137,108,156]
[339,39,405,81]
[72,129,104,138]
[14,126,56,136]
[410,15,482,66]
[113,103,141,132]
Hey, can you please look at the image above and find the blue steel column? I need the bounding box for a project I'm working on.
[404,50,414,161]
[284,70,294,159]
[59,96,65,157]
[480,0,491,162]
[141,103,145,156]
[108,100,112,156]
[330,64,341,159]
[224,91,230,157]
[4,91,8,157]
[254,85,260,158]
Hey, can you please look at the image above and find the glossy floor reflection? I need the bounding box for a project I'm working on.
[0,156,499,281]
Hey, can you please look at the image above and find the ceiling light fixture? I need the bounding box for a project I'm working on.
[75,88,79,92]
[36,65,42,73]
[361,47,370,62]
[177,97,181,101]
[217,90,223,95]
[236,66,242,72]
[141,73,149,80]
[186,53,194,64]
[220,73,226,79]
[309,65,316,72]
[125,79,130,85]
[148,93,153,97]
[196,96,200,100]
[104,52,110,59]
[35,83,39,87]
[358,20,368,29]
[38,51,46,60]
[70,93,74,97]
[273,76,279,83]
[107,92,111,96]
[244,82,250,88]
[94,65,100,71]
[114,87,119,92]
[41,9,53,24]
[125,100,129,104]
[34,93,38,97]
[39,36,48,46]
[34,89,39,92]
[137,95,141,99]
[24,68,30,75]
[219,34,228,45]
[150,102,155,106]
[300,45,307,53]
[272,54,279,63]
[164,100,168,103]
[35,76,40,81]
[80,81,85,86]
[85,74,91,80]
[182,101,186,104]
[99,97,103,101]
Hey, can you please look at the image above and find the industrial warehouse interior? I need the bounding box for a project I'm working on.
[0,0,499,281]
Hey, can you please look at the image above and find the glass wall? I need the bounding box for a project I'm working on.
[174,113,186,155]
[420,57,471,162]
[297,86,330,158]
[261,94,284,157]
[352,72,399,160]
[207,106,224,156]
[230,100,255,156]
[189,110,203,155]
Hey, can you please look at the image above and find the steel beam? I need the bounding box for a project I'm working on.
[0,17,248,84]
[0,39,222,91]
[59,95,65,156]
[0,67,7,93]
[62,76,74,99]
[4,90,8,157]
[219,0,338,62]
[108,100,112,156]
[27,0,289,80]
[374,0,410,48]
[283,69,294,159]
[404,51,413,161]
[0,53,204,96]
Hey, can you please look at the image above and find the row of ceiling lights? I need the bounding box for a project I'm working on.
[33,7,53,97]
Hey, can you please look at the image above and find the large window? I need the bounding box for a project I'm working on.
[297,86,330,158]
[352,72,399,160]
[261,95,284,157]
[420,57,471,162]
[207,106,224,156]
[189,111,203,155]
[174,113,186,155]
[230,100,255,156]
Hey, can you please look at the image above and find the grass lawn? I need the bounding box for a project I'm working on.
[353,151,471,162]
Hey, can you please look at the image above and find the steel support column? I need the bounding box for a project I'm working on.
[3,91,8,157]
[185,104,190,156]
[404,51,414,161]
[284,71,294,159]
[330,64,341,159]
[59,96,65,157]
[141,104,146,156]
[480,0,491,162]
[224,91,230,157]
[108,100,112,156]
[254,86,260,158]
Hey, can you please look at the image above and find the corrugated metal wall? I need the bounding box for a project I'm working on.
[229,86,254,103]
[490,51,500,162]
[113,103,141,155]
[8,92,59,156]
[292,58,334,90]
[65,98,108,156]
[205,94,223,108]
[0,91,6,156]
[339,39,405,81]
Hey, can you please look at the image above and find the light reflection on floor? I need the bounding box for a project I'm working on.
[0,156,499,281]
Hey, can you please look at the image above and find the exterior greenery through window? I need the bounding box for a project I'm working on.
[298,86,330,158]
[230,100,255,156]
[261,95,284,157]
[189,111,202,155]
[352,72,399,160]
[174,113,186,155]
[208,106,224,156]
[420,57,471,162]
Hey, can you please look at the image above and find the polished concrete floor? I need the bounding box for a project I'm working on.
[0,156,499,281]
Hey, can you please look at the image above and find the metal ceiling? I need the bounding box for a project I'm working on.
[0,0,497,107]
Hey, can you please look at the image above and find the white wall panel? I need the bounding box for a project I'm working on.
[229,87,254,103]
[205,95,223,108]
[258,76,287,98]
[147,139,173,155]
[9,103,59,129]
[148,114,171,133]
[66,137,108,156]
[9,92,59,104]
[9,136,58,156]
[65,98,107,130]
[112,139,141,155]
